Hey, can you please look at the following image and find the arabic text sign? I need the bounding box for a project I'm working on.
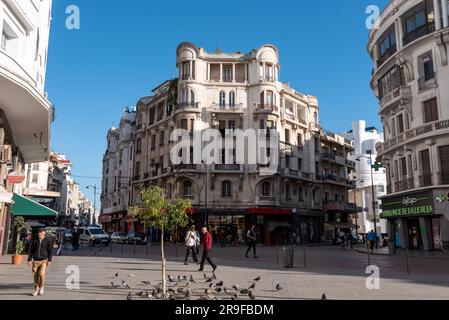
[381,191,434,219]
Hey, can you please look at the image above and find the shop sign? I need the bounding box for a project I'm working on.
[381,191,434,219]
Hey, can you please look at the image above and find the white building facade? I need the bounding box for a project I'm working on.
[345,121,388,236]
[368,0,449,251]
[0,0,53,254]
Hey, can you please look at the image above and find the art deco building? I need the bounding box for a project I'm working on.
[368,0,449,251]
[0,0,54,254]
[100,43,357,245]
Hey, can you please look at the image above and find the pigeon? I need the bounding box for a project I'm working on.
[168,288,176,294]
[115,272,119,278]
[136,291,144,297]
[128,274,136,278]
[249,283,256,290]
[209,282,215,289]
[168,275,176,283]
[190,275,196,283]
[249,291,256,300]
[276,284,283,291]
[122,280,130,289]
[183,276,188,281]
[206,277,213,283]
[212,273,217,280]
[205,289,213,295]
[224,287,229,295]
[216,287,222,294]
[203,273,208,279]
[216,281,224,287]
[254,276,261,282]
[147,292,153,299]
[111,281,116,288]
[142,281,151,286]
[232,294,238,300]
[178,275,182,282]
[240,289,250,295]
[177,288,185,294]
[321,294,327,300]
[232,285,240,292]
[127,292,133,301]
[185,289,192,300]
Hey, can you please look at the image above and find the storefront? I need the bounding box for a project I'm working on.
[381,190,440,251]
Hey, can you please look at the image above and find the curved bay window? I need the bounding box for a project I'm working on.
[402,0,435,46]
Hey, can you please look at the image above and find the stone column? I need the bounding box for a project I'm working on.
[220,64,223,82]
[232,63,236,83]
[434,0,442,30]
[442,0,449,28]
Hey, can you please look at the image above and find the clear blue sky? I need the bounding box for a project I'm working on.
[45,0,390,205]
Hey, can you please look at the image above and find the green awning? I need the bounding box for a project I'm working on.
[12,193,57,217]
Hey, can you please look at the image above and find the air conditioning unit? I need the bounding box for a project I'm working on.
[1,145,13,164]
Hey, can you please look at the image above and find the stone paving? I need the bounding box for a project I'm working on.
[1,244,449,300]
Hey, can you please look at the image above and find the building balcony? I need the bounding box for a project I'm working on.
[321,152,347,166]
[438,172,449,185]
[283,168,299,178]
[211,103,244,113]
[253,103,279,114]
[393,178,415,193]
[0,50,52,163]
[256,194,277,204]
[175,102,200,114]
[213,164,242,172]
[380,86,412,111]
[173,164,197,172]
[378,119,449,155]
[418,73,438,92]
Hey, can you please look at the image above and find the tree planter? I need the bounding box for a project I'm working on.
[12,255,23,265]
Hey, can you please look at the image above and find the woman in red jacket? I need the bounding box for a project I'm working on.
[198,226,217,272]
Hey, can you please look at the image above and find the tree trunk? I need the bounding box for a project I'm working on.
[161,227,167,296]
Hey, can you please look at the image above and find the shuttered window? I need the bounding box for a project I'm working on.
[423,98,438,123]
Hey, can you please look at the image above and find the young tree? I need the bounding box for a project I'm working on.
[13,217,31,256]
[131,186,192,296]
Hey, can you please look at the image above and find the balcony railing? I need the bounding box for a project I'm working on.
[438,172,449,185]
[214,164,241,171]
[403,22,435,46]
[418,72,437,91]
[175,102,200,111]
[419,175,433,188]
[254,103,279,113]
[380,86,411,109]
[378,119,449,154]
[174,164,197,171]
[212,103,243,112]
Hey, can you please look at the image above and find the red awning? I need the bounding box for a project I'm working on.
[248,208,293,215]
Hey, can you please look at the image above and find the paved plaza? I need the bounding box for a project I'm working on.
[1,244,449,300]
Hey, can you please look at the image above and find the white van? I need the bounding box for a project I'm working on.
[79,227,110,246]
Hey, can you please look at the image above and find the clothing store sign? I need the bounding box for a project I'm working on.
[381,191,434,219]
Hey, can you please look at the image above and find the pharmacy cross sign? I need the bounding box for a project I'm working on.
[371,162,383,172]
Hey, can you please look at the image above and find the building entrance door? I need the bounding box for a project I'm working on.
[408,219,422,250]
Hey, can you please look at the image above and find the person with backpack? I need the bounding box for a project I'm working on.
[245,225,258,259]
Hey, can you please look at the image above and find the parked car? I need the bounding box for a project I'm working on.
[45,227,66,244]
[79,227,110,246]
[64,229,73,243]
[127,232,147,245]
[110,232,128,244]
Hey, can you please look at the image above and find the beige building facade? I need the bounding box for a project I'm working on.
[368,0,449,251]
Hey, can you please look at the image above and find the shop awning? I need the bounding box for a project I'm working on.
[0,186,13,204]
[12,193,57,217]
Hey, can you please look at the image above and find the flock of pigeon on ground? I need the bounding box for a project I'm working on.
[110,271,296,301]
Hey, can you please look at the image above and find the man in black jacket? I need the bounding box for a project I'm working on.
[27,229,53,296]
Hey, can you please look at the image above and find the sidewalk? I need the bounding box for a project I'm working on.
[357,247,449,260]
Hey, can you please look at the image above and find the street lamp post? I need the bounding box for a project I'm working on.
[87,185,98,226]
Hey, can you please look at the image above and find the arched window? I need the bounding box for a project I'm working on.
[190,89,195,105]
[229,91,235,107]
[222,181,232,198]
[182,180,192,196]
[219,91,226,107]
[260,91,265,106]
[261,181,271,197]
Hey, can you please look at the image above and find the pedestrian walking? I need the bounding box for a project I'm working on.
[245,225,258,258]
[184,226,199,265]
[56,228,64,256]
[27,229,53,297]
[339,230,346,250]
[367,230,376,251]
[198,226,217,273]
[346,232,354,250]
[72,227,79,251]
